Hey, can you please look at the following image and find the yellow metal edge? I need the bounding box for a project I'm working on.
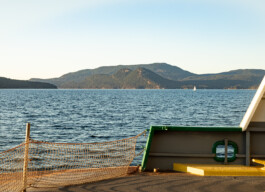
[173,163,265,176]
[252,159,265,166]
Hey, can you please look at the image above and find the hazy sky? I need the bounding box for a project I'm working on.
[1,0,265,80]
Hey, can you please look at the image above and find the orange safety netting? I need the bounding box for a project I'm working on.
[0,131,146,192]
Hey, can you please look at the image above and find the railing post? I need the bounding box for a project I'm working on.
[246,131,250,166]
[224,138,228,165]
[22,123,30,192]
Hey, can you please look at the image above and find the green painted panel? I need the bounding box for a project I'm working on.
[151,126,242,132]
[141,125,242,171]
[141,127,154,171]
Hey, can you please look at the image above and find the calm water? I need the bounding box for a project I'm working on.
[0,89,255,165]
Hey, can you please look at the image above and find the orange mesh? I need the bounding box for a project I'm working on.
[0,131,146,192]
[0,143,25,192]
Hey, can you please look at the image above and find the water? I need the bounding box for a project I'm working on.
[216,145,235,158]
[0,89,255,165]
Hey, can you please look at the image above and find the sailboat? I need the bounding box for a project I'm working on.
[193,86,196,91]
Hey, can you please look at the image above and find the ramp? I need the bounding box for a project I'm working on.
[173,163,265,176]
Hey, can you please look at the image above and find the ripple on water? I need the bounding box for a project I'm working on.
[0,89,255,165]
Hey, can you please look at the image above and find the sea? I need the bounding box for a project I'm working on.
[0,89,255,165]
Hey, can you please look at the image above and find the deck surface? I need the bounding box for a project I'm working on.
[28,171,265,192]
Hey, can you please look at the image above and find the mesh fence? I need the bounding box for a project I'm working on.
[0,143,25,192]
[0,131,146,192]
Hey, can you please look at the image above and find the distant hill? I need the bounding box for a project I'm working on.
[181,69,265,89]
[115,68,178,89]
[58,68,180,89]
[0,77,57,89]
[30,63,265,89]
[183,69,265,81]
[31,63,195,87]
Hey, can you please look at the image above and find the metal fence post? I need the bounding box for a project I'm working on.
[246,131,250,166]
[22,123,30,192]
[224,138,228,165]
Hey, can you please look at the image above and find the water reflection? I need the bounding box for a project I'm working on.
[216,145,235,158]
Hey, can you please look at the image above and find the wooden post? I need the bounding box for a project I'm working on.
[224,138,228,165]
[246,131,250,166]
[22,123,30,192]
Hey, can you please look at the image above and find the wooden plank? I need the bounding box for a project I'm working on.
[224,139,228,165]
[23,123,30,192]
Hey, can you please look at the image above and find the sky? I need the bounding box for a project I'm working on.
[0,0,265,80]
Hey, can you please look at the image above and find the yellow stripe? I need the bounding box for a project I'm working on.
[173,163,265,176]
[252,159,265,166]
